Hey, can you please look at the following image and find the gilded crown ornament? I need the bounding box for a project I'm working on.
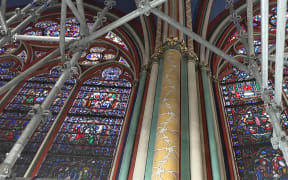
[151,37,199,64]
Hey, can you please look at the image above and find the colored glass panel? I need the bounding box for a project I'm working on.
[105,31,128,50]
[90,47,106,53]
[86,52,103,61]
[38,67,132,179]
[118,56,130,67]
[220,69,288,179]
[17,50,27,62]
[221,66,250,84]
[253,7,288,32]
[32,19,81,38]
[102,67,122,81]
[0,61,17,87]
[0,66,75,176]
[34,51,46,59]
[82,46,117,65]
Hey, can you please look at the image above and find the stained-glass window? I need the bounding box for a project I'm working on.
[81,46,117,65]
[216,18,288,179]
[37,66,132,179]
[0,66,75,176]
[105,31,128,50]
[0,61,18,87]
[118,56,130,68]
[0,5,136,179]
[24,18,81,38]
[253,7,288,32]
[0,43,20,55]
[17,50,28,62]
[217,66,288,179]
[34,51,46,59]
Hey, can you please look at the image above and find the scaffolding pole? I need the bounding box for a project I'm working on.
[0,48,60,95]
[14,34,78,42]
[6,0,39,26]
[261,0,269,90]
[89,0,116,33]
[274,0,287,106]
[247,0,254,57]
[71,0,167,48]
[151,8,249,73]
[91,7,108,32]
[0,52,81,179]
[0,9,8,34]
[90,0,115,33]
[0,0,53,47]
[75,0,89,36]
[60,0,67,60]
[64,0,87,31]
[0,0,6,19]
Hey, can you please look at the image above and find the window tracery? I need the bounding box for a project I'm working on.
[0,5,138,179]
[37,67,132,179]
[0,66,75,176]
[214,3,288,179]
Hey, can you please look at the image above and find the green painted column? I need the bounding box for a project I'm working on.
[118,70,147,180]
[181,56,190,180]
[133,60,159,180]
[201,70,221,180]
[144,58,163,180]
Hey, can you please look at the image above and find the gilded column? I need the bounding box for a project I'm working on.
[151,38,182,180]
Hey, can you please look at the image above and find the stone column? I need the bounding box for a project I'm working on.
[133,61,159,180]
[118,70,147,180]
[151,47,181,180]
[187,57,204,179]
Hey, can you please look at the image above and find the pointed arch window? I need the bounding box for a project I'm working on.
[0,4,139,179]
[213,2,288,179]
[36,65,133,179]
[0,66,75,176]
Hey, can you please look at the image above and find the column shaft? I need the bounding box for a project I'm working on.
[118,71,147,180]
[133,62,159,180]
[188,60,204,179]
[152,49,181,179]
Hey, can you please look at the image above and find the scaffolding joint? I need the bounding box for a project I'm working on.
[62,60,78,76]
[104,0,116,9]
[138,0,151,16]
[14,8,25,22]
[27,8,40,23]
[0,163,10,180]
[93,12,107,27]
[0,29,10,39]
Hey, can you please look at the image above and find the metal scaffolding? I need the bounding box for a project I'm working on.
[0,0,288,178]
[0,0,165,179]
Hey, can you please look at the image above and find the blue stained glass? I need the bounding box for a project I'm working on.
[38,68,132,179]
[253,6,288,32]
[0,47,6,53]
[219,59,288,179]
[119,56,130,67]
[86,52,103,61]
[105,31,128,50]
[17,50,27,62]
[0,61,17,87]
[0,66,75,176]
[24,30,42,36]
[102,67,122,80]
[43,24,80,37]
[35,21,57,28]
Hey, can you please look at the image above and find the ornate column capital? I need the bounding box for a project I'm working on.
[151,37,199,64]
